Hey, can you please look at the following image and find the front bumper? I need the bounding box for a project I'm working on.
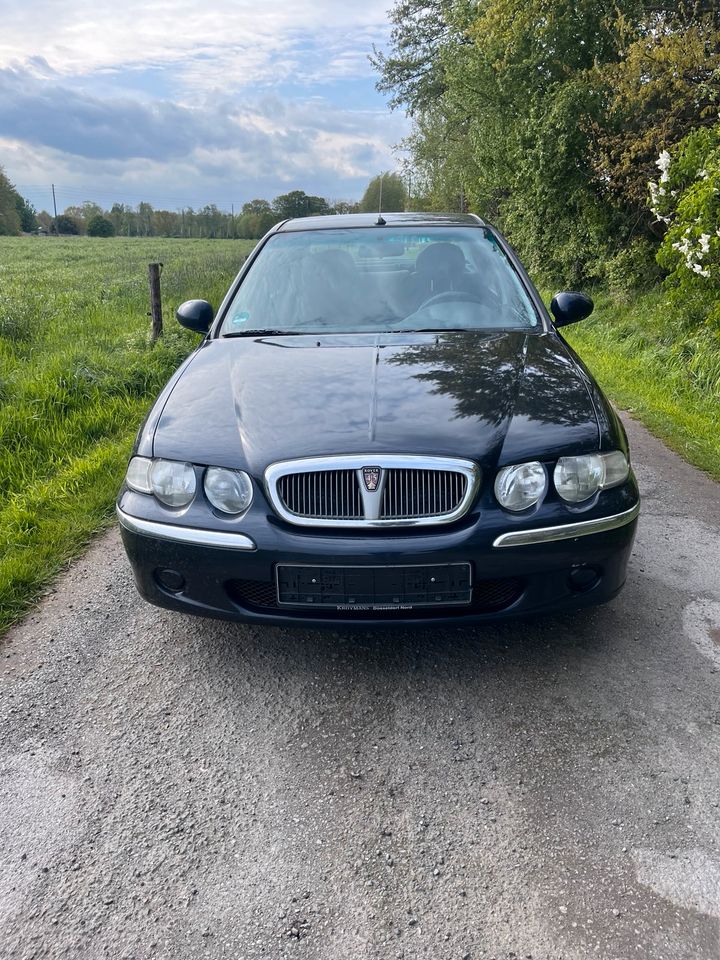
[116,484,640,627]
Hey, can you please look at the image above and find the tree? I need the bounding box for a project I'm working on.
[37,210,53,233]
[331,200,361,215]
[63,202,103,234]
[360,172,408,213]
[373,0,720,284]
[15,195,38,232]
[0,166,21,235]
[137,202,155,237]
[272,190,332,219]
[53,214,80,235]
[87,214,116,237]
[591,13,720,230]
[370,0,458,114]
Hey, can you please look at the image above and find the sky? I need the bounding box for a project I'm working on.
[0,0,409,214]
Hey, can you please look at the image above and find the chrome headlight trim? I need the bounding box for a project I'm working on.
[492,501,640,548]
[116,507,256,550]
[264,454,481,528]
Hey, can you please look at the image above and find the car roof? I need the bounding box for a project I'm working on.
[274,212,486,232]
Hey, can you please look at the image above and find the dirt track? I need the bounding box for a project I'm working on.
[1,414,719,960]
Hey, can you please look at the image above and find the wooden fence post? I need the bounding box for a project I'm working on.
[148,262,163,341]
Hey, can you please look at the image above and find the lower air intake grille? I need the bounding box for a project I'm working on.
[226,577,523,618]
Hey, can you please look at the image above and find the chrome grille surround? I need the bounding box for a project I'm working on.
[264,455,481,528]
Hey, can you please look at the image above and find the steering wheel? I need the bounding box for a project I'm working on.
[416,290,491,311]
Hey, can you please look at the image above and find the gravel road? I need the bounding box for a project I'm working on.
[1,414,719,960]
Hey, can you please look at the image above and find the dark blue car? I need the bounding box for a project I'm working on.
[117,213,639,626]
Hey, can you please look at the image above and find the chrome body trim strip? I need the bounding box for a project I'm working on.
[264,454,481,528]
[492,502,640,548]
[116,507,257,550]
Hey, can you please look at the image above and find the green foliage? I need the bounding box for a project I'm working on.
[360,172,407,213]
[0,166,21,236]
[0,236,254,633]
[15,195,38,233]
[87,214,116,237]
[604,238,664,302]
[374,0,720,286]
[236,199,278,239]
[565,287,720,481]
[272,190,332,220]
[592,16,720,228]
[53,214,80,235]
[652,122,720,329]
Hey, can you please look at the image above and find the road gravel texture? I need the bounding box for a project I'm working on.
[1,415,719,960]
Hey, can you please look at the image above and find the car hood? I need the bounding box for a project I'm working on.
[152,331,600,474]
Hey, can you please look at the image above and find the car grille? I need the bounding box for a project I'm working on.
[226,576,523,619]
[381,468,467,519]
[277,470,364,520]
[266,456,480,528]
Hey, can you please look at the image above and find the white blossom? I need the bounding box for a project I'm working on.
[656,150,671,183]
[699,233,711,254]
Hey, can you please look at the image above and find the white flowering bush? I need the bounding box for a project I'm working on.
[651,123,720,329]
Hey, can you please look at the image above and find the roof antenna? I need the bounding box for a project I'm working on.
[376,174,386,225]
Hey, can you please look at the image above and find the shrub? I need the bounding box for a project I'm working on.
[87,215,116,237]
[650,123,720,330]
[604,238,664,302]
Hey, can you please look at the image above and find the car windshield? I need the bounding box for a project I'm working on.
[221,226,539,336]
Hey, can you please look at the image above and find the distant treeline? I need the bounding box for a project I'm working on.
[0,173,408,240]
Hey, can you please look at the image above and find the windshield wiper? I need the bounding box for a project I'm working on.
[389,327,476,334]
[222,329,305,338]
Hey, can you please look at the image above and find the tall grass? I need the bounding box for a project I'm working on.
[564,287,720,481]
[0,236,254,632]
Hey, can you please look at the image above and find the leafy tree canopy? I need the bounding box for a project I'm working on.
[0,166,22,236]
[53,214,80,235]
[360,172,408,213]
[272,191,332,219]
[373,0,720,286]
[87,214,116,237]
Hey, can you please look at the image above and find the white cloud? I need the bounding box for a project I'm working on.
[0,0,392,90]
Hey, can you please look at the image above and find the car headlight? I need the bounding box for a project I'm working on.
[149,459,197,507]
[554,451,629,503]
[125,456,153,494]
[494,461,547,512]
[204,467,254,515]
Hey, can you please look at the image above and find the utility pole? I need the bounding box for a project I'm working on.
[51,183,58,233]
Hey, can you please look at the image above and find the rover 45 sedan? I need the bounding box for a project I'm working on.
[117,212,639,625]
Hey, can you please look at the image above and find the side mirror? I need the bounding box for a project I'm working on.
[177,299,214,334]
[550,291,594,328]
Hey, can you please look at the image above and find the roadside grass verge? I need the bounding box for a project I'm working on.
[563,287,720,482]
[0,236,254,634]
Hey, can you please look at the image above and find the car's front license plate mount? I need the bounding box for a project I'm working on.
[275,562,472,610]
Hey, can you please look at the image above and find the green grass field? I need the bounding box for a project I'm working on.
[0,236,254,633]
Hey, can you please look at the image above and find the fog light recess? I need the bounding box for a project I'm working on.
[155,568,186,593]
[568,565,601,593]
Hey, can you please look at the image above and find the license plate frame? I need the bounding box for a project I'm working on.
[275,562,472,610]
